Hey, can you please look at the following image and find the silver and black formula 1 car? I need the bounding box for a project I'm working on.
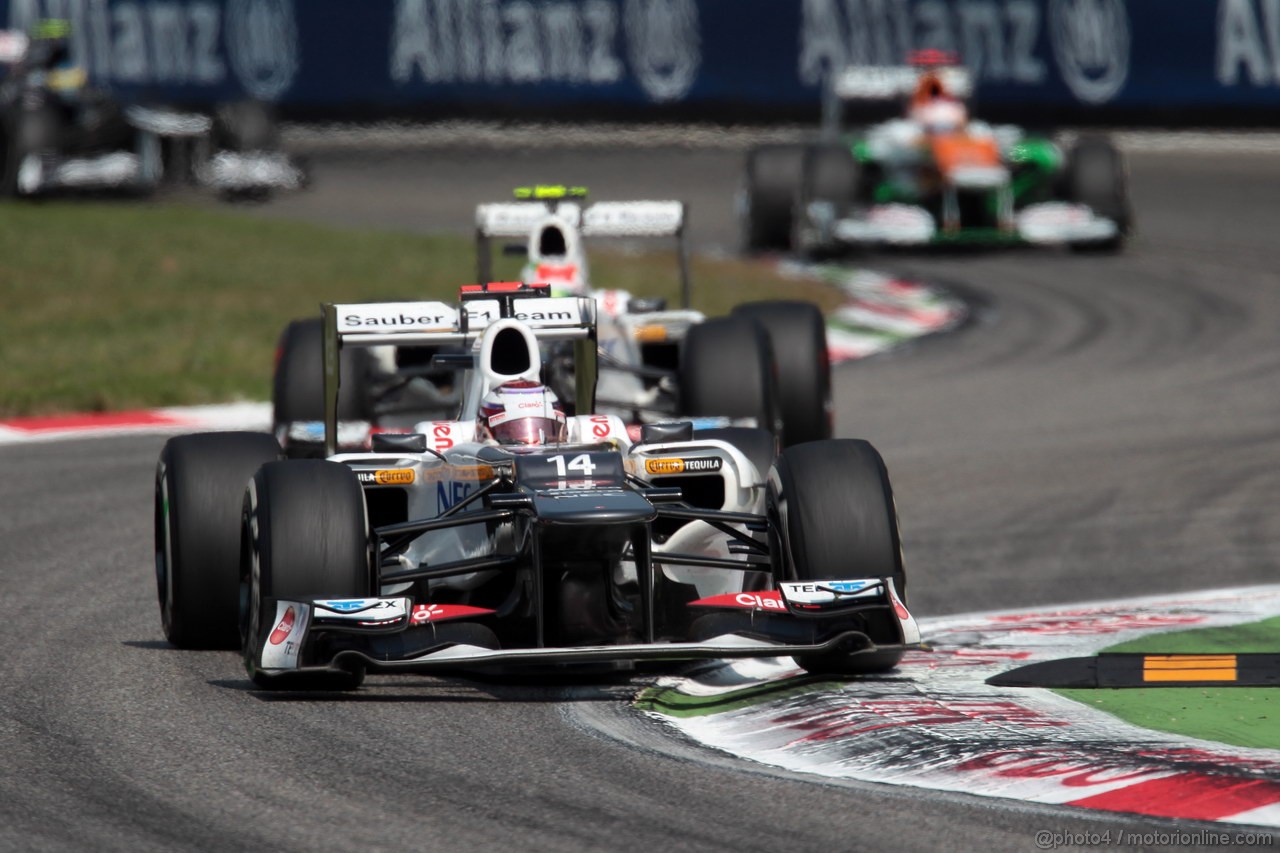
[272,190,831,458]
[0,22,305,199]
[155,284,919,689]
[475,185,834,443]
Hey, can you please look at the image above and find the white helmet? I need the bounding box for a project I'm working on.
[911,98,967,134]
[476,380,567,446]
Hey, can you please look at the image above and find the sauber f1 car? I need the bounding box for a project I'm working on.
[0,22,305,198]
[155,285,919,689]
[475,185,833,441]
[741,51,1132,255]
[271,188,832,457]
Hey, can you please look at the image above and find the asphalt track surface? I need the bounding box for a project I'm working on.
[4,144,1280,852]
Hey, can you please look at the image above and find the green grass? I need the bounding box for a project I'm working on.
[1096,615,1280,655]
[0,201,842,417]
[1056,616,1280,750]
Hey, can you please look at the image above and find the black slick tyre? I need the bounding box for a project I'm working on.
[767,439,906,674]
[242,460,372,690]
[0,120,21,197]
[214,100,280,151]
[792,143,860,259]
[0,103,61,197]
[733,301,831,447]
[272,317,372,453]
[740,144,805,253]
[680,316,780,441]
[1064,135,1131,253]
[155,432,282,649]
[213,100,281,202]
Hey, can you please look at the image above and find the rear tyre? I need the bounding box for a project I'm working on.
[272,318,373,454]
[733,301,831,447]
[767,439,906,675]
[1065,136,1130,253]
[680,316,780,441]
[0,124,18,197]
[792,143,860,259]
[213,100,283,201]
[740,144,805,253]
[155,432,282,649]
[214,100,280,151]
[242,460,372,690]
[0,103,62,197]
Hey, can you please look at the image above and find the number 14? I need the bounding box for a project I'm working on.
[548,454,596,477]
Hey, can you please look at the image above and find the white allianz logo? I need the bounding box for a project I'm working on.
[1218,0,1280,87]
[1049,0,1130,104]
[7,0,298,99]
[798,0,1049,88]
[390,0,701,102]
[625,0,701,103]
[226,0,299,100]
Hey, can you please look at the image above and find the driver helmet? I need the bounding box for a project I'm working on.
[27,18,72,70]
[909,72,967,133]
[476,380,567,446]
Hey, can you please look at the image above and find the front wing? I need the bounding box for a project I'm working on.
[250,579,922,679]
[272,631,912,677]
[809,202,1119,248]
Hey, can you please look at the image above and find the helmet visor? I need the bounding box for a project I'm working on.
[489,416,566,446]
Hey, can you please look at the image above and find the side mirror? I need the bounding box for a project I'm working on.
[628,296,667,314]
[371,433,428,454]
[639,422,693,445]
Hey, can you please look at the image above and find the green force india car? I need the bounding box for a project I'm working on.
[740,62,1132,255]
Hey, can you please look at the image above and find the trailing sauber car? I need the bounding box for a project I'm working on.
[0,21,304,198]
[475,185,833,443]
[155,285,919,689]
[741,51,1131,254]
[272,189,832,457]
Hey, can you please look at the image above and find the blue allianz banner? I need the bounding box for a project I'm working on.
[2,0,1278,116]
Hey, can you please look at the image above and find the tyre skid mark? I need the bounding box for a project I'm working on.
[643,586,1280,827]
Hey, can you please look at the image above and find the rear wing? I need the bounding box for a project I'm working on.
[831,65,972,100]
[320,284,598,456]
[475,187,693,308]
[820,61,973,137]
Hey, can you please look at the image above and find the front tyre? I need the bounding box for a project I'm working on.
[155,432,282,649]
[740,144,805,253]
[1065,135,1131,253]
[242,460,373,690]
[767,439,906,674]
[792,143,860,259]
